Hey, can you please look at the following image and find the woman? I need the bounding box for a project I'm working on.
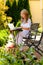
[16,9,31,45]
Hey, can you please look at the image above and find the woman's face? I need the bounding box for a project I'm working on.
[21,13,26,19]
[21,13,27,22]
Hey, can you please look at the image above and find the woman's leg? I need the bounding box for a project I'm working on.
[16,31,25,45]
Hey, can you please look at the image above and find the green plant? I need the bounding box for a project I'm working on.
[6,0,17,26]
[39,57,43,65]
[0,29,9,46]
[0,58,10,65]
[0,47,16,65]
[0,0,12,29]
[16,20,21,27]
[14,20,21,36]
[0,46,35,65]
[0,46,43,65]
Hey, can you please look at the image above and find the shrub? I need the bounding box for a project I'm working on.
[0,46,43,65]
[0,29,9,46]
[0,0,12,29]
[14,20,21,36]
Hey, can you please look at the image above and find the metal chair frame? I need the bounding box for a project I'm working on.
[23,23,43,56]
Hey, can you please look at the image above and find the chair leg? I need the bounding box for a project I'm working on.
[27,42,43,56]
[23,35,43,56]
[26,42,43,56]
[31,42,43,52]
[34,48,43,56]
[34,45,43,53]
[37,32,43,47]
[42,32,43,36]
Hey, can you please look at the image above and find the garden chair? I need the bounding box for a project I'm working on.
[22,23,43,56]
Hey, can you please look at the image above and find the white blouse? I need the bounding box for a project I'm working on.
[21,18,31,37]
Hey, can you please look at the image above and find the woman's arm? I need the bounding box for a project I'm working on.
[21,27,30,30]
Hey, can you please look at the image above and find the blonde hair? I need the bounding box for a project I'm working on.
[21,9,29,16]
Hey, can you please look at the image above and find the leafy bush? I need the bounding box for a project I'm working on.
[0,46,38,65]
[0,47,16,65]
[14,20,21,36]
[0,0,12,29]
[0,58,10,65]
[0,46,43,65]
[0,29,9,46]
[16,20,21,27]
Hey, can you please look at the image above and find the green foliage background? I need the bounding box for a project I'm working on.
[6,0,32,26]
